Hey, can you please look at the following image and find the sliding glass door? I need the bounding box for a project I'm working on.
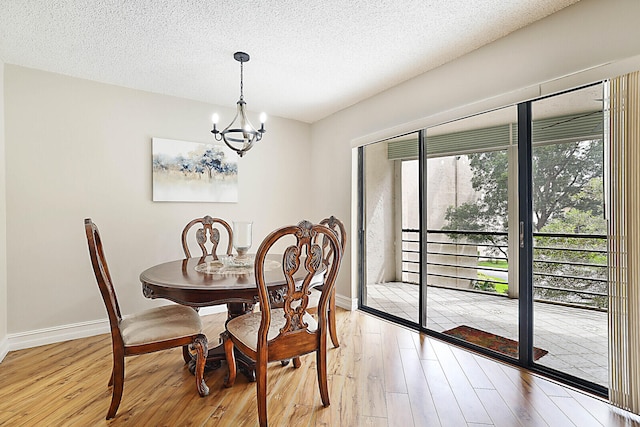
[530,83,607,388]
[423,107,519,360]
[360,132,421,326]
[358,82,607,394]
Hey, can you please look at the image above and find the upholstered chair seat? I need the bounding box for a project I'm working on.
[119,305,203,346]
[226,308,317,352]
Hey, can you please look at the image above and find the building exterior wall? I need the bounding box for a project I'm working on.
[364,142,396,284]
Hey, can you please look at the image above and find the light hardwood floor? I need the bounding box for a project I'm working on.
[1,308,639,426]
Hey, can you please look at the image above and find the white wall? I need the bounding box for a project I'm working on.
[0,61,8,360]
[311,0,640,301]
[4,66,312,338]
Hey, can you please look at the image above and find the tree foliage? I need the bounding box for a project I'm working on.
[532,140,603,231]
[444,139,604,233]
[442,138,607,307]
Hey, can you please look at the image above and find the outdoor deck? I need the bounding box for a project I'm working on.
[365,282,608,387]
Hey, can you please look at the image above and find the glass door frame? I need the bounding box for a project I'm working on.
[357,97,607,398]
[356,133,426,331]
[519,94,608,396]
[517,102,535,366]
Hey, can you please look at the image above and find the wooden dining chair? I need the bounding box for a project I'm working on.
[306,215,346,348]
[181,215,233,259]
[84,218,209,420]
[222,220,343,427]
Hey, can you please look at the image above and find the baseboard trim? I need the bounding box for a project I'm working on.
[198,305,227,316]
[335,293,357,311]
[1,296,356,359]
[7,319,110,353]
[0,336,9,363]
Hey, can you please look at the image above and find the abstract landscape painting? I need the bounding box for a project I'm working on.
[152,138,238,202]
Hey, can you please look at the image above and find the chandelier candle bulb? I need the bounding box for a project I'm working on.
[259,113,267,132]
[211,113,219,132]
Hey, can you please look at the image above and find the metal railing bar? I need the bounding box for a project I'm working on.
[533,284,606,296]
[409,251,607,268]
[407,239,607,256]
[425,241,508,249]
[424,272,504,285]
[418,261,509,274]
[406,228,605,240]
[402,255,607,274]
[426,229,508,237]
[533,271,607,282]
[424,229,605,240]
[533,259,607,268]
[400,227,608,307]
[534,246,606,254]
[424,251,508,261]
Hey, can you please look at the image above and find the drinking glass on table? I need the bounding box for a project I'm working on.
[233,221,252,259]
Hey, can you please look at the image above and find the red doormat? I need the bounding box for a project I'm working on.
[442,325,548,361]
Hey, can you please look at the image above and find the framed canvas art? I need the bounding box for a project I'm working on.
[152,138,238,202]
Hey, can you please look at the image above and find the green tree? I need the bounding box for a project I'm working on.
[532,140,603,230]
[443,138,606,307]
[444,139,604,233]
[443,151,510,257]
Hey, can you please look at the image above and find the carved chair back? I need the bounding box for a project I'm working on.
[84,218,124,345]
[307,215,346,348]
[181,216,233,259]
[317,215,346,266]
[254,220,342,360]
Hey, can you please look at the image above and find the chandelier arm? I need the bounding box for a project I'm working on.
[221,103,242,134]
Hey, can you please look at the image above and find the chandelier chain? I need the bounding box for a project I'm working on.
[240,61,244,101]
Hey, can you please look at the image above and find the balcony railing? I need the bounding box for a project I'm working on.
[401,228,607,311]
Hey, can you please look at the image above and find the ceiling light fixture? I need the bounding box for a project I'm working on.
[211,51,266,157]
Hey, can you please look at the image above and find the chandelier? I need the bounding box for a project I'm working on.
[211,52,266,157]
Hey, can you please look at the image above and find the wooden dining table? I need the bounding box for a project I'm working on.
[139,254,321,380]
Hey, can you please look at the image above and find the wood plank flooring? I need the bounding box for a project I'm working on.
[1,308,640,426]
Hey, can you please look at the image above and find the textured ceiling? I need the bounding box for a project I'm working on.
[0,0,581,123]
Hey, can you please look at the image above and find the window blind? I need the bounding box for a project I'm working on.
[387,111,603,160]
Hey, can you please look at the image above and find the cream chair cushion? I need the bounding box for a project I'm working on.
[119,304,202,346]
[226,308,318,352]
